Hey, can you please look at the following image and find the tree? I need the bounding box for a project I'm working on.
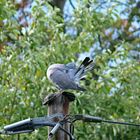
[0,0,140,139]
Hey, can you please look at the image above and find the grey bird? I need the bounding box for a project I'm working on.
[47,57,94,91]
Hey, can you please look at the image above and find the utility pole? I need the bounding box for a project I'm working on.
[43,92,75,140]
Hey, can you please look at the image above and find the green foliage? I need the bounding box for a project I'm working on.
[0,0,140,139]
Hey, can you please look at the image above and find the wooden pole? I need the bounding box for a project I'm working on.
[43,92,75,140]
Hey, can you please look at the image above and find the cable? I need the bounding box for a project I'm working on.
[103,120,140,127]
[59,127,75,140]
[73,114,140,127]
[48,118,75,140]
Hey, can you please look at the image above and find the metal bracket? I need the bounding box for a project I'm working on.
[0,113,63,135]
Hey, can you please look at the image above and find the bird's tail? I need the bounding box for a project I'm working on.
[74,57,94,81]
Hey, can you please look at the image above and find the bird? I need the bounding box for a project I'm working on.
[47,57,94,91]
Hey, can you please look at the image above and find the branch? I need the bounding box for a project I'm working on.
[69,0,75,9]
[98,34,103,50]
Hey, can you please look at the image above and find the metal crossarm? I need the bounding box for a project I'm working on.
[0,113,64,135]
[4,118,34,134]
[1,113,140,139]
[73,114,102,122]
[72,114,140,127]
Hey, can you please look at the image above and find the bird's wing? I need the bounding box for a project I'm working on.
[49,69,83,90]
[66,62,76,69]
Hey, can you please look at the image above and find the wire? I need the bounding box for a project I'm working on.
[69,0,75,9]
[59,126,75,140]
[48,115,75,140]
[72,114,140,127]
[103,120,140,127]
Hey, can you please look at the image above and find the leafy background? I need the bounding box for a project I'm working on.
[0,0,140,139]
